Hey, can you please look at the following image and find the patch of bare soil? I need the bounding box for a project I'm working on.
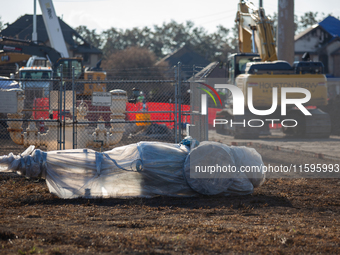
[0,146,339,254]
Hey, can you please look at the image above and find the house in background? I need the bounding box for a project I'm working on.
[294,15,340,76]
[1,14,102,68]
[156,45,210,80]
[294,15,340,98]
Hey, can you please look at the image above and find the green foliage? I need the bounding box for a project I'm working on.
[74,11,336,63]
[74,25,102,48]
[0,16,3,31]
[269,11,334,35]
[299,11,319,29]
[17,245,43,254]
[99,20,235,62]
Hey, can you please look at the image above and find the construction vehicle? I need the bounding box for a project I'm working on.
[0,36,106,96]
[37,0,69,58]
[215,0,331,138]
[0,52,31,65]
[0,0,105,95]
[18,66,53,110]
[26,56,52,68]
[0,36,75,77]
[0,52,32,77]
[37,0,106,95]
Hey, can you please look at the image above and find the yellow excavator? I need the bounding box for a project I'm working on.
[0,52,31,65]
[215,0,331,138]
[0,36,106,96]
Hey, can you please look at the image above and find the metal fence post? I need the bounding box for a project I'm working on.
[63,68,66,150]
[177,62,182,143]
[58,65,63,150]
[72,66,77,149]
[174,65,178,143]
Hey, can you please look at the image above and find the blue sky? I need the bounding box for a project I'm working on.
[2,0,340,33]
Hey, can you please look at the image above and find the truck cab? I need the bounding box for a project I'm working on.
[19,66,53,110]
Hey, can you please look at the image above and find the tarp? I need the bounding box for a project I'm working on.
[0,77,20,90]
[0,140,265,199]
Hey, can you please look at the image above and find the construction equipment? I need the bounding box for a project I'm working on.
[0,52,31,65]
[0,36,106,96]
[0,0,105,95]
[37,0,69,58]
[0,36,72,76]
[215,0,331,138]
[0,52,32,77]
[18,66,53,111]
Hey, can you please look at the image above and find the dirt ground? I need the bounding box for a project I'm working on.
[1,141,340,254]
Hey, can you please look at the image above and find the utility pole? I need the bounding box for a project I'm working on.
[277,0,295,64]
[32,0,37,43]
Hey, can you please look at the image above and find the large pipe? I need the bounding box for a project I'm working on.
[8,127,24,145]
[8,89,127,150]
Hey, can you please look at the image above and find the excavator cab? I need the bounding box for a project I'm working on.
[227,53,260,84]
[55,58,84,79]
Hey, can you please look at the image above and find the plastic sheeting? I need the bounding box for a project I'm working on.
[184,141,265,196]
[0,140,265,199]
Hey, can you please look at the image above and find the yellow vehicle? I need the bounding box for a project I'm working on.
[82,69,107,96]
[215,0,331,138]
[0,37,106,96]
[0,52,31,65]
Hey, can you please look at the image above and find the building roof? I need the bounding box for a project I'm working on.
[156,45,210,67]
[295,16,340,41]
[1,14,101,54]
[294,25,317,41]
[319,16,340,38]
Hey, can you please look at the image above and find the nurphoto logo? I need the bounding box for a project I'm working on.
[199,83,312,128]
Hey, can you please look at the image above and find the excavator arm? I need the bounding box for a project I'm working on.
[0,52,31,65]
[0,36,85,79]
[236,0,277,61]
[0,36,62,69]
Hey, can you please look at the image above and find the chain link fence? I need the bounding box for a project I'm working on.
[0,64,199,154]
[0,75,60,155]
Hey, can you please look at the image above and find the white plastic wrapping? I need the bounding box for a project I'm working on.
[0,140,265,199]
[183,141,265,196]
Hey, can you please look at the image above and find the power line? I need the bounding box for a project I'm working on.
[187,9,235,21]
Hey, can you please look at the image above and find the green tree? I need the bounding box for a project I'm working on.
[299,11,319,30]
[101,26,157,58]
[228,23,239,53]
[100,21,235,63]
[266,11,331,36]
[75,25,102,48]
[152,21,233,62]
[0,16,4,31]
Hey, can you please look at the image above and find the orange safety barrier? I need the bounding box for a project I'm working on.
[126,102,190,129]
[32,98,49,119]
